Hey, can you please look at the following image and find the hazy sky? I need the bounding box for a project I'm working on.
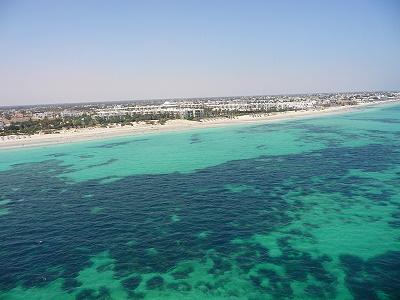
[1,0,399,106]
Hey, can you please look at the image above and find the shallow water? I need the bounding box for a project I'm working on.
[0,104,399,299]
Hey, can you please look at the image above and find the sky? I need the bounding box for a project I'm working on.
[0,0,399,106]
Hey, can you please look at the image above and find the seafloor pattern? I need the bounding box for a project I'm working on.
[0,104,399,299]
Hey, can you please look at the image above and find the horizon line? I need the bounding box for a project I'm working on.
[1,89,399,109]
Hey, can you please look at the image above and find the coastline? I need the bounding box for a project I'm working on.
[0,100,398,150]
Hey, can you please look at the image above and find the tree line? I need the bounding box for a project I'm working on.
[0,107,294,136]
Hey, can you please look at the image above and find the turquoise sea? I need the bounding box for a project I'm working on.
[0,104,399,300]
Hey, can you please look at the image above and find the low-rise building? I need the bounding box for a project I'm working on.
[60,110,85,118]
[181,109,204,119]
[32,111,56,119]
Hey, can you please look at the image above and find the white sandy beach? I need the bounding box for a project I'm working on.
[0,100,398,150]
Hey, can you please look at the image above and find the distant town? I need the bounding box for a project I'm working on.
[1,91,399,136]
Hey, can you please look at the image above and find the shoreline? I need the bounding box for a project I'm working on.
[0,100,398,150]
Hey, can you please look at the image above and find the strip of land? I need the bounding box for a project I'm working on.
[0,100,398,150]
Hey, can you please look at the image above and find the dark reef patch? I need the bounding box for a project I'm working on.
[190,134,202,144]
[46,153,68,158]
[340,251,400,300]
[208,256,232,275]
[256,144,268,150]
[89,139,149,149]
[86,158,118,169]
[167,281,192,292]
[122,275,142,291]
[79,154,94,159]
[171,265,194,280]
[145,276,164,290]
[75,286,111,300]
